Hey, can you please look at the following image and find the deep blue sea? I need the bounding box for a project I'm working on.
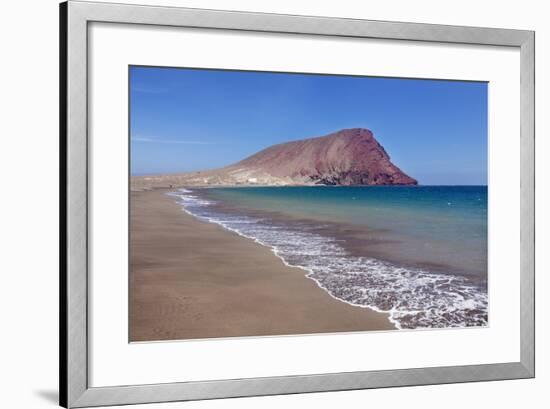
[170,186,488,330]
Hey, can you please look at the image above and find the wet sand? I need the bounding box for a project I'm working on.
[130,189,395,342]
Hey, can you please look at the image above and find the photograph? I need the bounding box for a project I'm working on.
[129,66,489,342]
[1,0,541,408]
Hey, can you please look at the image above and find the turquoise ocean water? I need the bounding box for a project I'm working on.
[170,186,488,330]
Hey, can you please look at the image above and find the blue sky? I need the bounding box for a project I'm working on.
[130,66,487,185]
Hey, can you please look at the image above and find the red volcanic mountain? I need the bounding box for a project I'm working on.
[225,128,417,186]
[131,128,417,189]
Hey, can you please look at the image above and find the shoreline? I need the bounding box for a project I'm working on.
[130,189,396,342]
[172,186,489,329]
[193,186,488,280]
[181,195,405,329]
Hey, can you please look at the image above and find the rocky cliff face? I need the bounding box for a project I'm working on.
[230,128,417,186]
[131,128,417,189]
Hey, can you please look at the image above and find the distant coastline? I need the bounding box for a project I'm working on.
[131,128,418,190]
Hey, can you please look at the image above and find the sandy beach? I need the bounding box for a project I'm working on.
[130,189,395,342]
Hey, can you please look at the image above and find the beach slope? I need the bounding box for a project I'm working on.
[130,189,394,341]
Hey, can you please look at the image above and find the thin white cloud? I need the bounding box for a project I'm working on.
[131,136,218,145]
[131,86,168,94]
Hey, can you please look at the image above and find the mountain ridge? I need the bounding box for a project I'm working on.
[131,128,417,189]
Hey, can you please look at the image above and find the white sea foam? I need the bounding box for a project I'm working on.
[169,189,488,330]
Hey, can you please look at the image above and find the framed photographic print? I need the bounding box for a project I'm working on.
[60,1,535,407]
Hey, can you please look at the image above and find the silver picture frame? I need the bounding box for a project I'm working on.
[60,1,535,407]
